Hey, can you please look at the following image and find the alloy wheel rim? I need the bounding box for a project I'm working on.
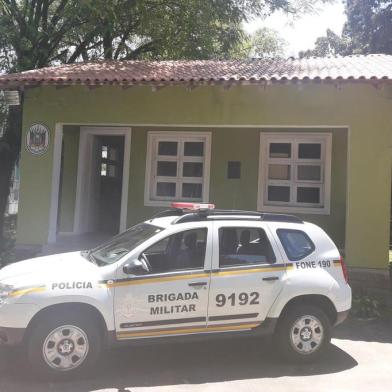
[42,325,89,371]
[290,315,324,355]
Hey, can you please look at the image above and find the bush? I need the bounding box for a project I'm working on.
[351,295,383,320]
[0,246,15,267]
[0,215,16,267]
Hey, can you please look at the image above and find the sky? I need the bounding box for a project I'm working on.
[244,1,346,57]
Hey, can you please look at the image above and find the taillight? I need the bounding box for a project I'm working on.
[340,256,349,284]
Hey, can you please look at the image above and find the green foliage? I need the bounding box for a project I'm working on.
[351,294,383,319]
[251,28,287,58]
[0,0,330,67]
[0,215,16,267]
[233,27,287,59]
[344,0,392,55]
[0,94,7,135]
[0,104,22,253]
[0,0,299,68]
[300,0,392,57]
[300,28,352,58]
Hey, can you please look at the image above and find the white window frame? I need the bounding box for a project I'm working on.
[144,131,211,207]
[258,132,332,215]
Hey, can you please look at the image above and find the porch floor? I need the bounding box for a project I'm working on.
[39,232,112,256]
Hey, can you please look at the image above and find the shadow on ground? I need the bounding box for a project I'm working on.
[333,317,392,343]
[0,335,357,392]
[5,317,392,391]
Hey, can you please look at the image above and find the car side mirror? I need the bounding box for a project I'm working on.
[123,259,148,275]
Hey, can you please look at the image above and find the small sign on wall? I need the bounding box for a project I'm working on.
[227,161,241,179]
[26,123,49,156]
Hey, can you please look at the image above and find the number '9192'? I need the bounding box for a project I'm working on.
[216,292,260,307]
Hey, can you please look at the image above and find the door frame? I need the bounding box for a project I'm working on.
[73,126,131,235]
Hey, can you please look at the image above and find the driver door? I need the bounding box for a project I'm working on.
[114,223,212,340]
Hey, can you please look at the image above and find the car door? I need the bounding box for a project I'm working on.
[114,222,212,340]
[207,221,286,330]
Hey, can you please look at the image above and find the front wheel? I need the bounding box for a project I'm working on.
[26,311,102,378]
[275,305,331,362]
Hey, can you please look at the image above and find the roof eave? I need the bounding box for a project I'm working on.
[0,77,391,90]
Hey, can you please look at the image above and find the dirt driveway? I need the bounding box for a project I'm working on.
[0,318,391,392]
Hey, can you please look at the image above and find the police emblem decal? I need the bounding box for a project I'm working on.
[26,123,50,156]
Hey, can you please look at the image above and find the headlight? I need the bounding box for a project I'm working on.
[0,283,14,304]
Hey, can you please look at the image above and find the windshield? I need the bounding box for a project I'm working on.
[86,223,163,266]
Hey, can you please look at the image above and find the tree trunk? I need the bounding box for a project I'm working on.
[103,21,113,59]
[0,101,23,250]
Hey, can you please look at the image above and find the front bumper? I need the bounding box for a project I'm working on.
[0,326,25,346]
[0,303,39,346]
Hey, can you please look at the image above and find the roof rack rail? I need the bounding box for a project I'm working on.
[150,208,183,219]
[172,209,303,224]
[259,213,303,223]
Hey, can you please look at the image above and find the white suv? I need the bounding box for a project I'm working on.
[0,203,351,377]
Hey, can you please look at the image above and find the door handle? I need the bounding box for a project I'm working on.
[188,282,208,287]
[262,276,279,281]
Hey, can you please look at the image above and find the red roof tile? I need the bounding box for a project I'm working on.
[1,54,391,88]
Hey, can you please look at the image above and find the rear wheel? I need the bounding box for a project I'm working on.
[26,311,102,378]
[275,304,331,362]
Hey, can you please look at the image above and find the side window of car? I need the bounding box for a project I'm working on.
[277,229,315,261]
[219,227,276,267]
[143,228,207,273]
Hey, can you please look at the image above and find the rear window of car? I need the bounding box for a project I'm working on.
[277,229,315,261]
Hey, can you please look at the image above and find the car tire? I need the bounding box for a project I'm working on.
[274,304,331,362]
[26,310,102,378]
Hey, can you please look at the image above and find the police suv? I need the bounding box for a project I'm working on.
[0,203,351,377]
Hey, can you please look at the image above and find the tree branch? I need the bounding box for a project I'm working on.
[67,32,100,63]
[49,0,68,28]
[114,27,134,60]
[122,40,157,60]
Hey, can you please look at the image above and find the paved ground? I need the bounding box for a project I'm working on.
[0,318,391,392]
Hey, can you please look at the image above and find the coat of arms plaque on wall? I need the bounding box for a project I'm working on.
[26,123,49,156]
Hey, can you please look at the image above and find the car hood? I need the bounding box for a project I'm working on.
[0,252,100,287]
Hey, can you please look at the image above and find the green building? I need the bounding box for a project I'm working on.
[1,55,391,289]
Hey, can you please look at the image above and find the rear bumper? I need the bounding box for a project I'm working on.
[0,327,25,346]
[335,309,350,326]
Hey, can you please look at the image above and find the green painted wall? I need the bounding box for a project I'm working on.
[17,84,392,269]
[126,127,265,224]
[58,126,80,232]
